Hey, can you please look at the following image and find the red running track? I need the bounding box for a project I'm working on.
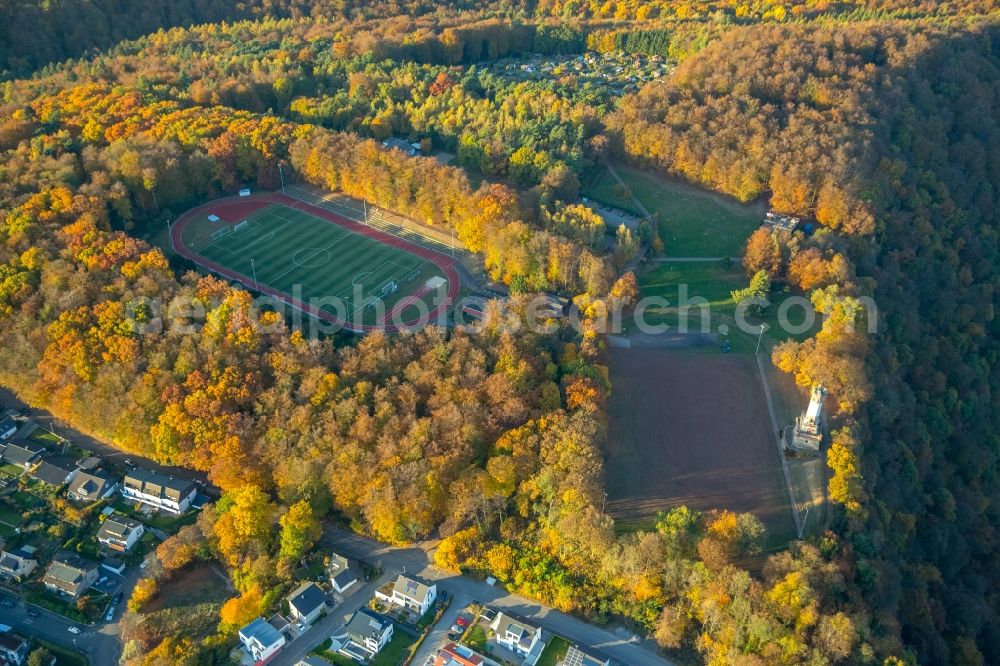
[170,192,461,333]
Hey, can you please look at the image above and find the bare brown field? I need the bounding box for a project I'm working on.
[606,348,794,543]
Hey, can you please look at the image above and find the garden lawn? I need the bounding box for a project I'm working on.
[537,636,571,666]
[371,631,416,666]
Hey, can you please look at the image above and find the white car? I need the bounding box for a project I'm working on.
[106,605,117,622]
[68,626,81,634]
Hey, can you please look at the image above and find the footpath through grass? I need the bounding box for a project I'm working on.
[586,164,763,257]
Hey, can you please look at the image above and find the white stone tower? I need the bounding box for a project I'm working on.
[790,385,825,453]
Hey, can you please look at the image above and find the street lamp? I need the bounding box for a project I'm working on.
[755,323,766,356]
[250,258,258,289]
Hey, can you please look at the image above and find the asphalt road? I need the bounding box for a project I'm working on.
[0,385,183,664]
[267,574,390,666]
[0,386,208,486]
[0,573,137,666]
[288,527,676,666]
[0,385,673,665]
[409,591,472,665]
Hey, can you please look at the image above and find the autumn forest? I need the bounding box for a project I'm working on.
[0,1,997,665]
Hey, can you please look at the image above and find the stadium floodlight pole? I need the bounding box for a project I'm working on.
[251,258,258,290]
[755,323,765,356]
[363,198,368,225]
[166,219,173,251]
[278,162,285,194]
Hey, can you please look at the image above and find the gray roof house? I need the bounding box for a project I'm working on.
[96,513,145,552]
[375,574,437,615]
[0,632,30,666]
[327,553,358,593]
[238,616,286,664]
[296,658,335,666]
[68,468,119,503]
[342,608,393,661]
[560,645,612,666]
[41,554,98,598]
[489,611,547,665]
[0,416,18,441]
[121,469,197,514]
[1,441,46,469]
[30,456,78,486]
[286,581,326,626]
[0,545,38,582]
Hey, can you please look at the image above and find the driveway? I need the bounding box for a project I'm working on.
[409,592,473,665]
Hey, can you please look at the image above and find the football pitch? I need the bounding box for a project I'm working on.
[174,194,457,330]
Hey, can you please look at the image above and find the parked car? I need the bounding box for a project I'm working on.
[451,624,462,633]
[26,609,39,618]
[68,626,81,634]
[106,605,116,622]
[113,592,123,604]
[455,617,469,628]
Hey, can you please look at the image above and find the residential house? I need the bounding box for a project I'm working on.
[0,416,17,441]
[121,469,197,514]
[342,608,393,662]
[382,137,418,156]
[327,553,358,594]
[77,456,102,471]
[267,614,290,635]
[30,456,78,487]
[0,442,45,470]
[560,645,611,666]
[41,554,98,598]
[238,617,286,665]
[96,513,145,552]
[0,545,38,582]
[489,612,546,665]
[375,574,437,615]
[68,468,119,503]
[286,582,326,626]
[101,556,126,575]
[762,211,800,232]
[436,642,487,666]
[0,632,30,666]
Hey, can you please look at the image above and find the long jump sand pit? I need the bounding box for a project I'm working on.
[606,348,793,542]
